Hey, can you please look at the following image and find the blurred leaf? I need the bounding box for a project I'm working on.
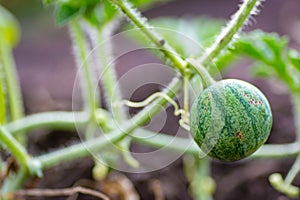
[251,62,274,78]
[43,0,53,5]
[0,5,21,47]
[213,49,238,71]
[125,17,224,57]
[289,49,300,73]
[262,34,289,60]
[52,0,174,26]
[232,32,273,63]
[84,0,174,27]
[220,30,300,91]
[150,17,224,57]
[232,31,289,66]
[55,3,82,25]
[83,1,117,27]
[54,0,101,25]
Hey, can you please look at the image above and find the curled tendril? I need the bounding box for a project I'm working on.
[269,173,300,198]
[120,92,190,131]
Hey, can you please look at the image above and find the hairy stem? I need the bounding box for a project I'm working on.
[5,111,300,160]
[109,0,187,74]
[35,76,182,169]
[0,40,24,141]
[0,127,30,170]
[198,0,261,67]
[90,24,127,122]
[0,127,35,194]
[187,58,216,87]
[70,20,99,119]
[95,25,137,164]
[7,111,89,135]
[86,22,140,167]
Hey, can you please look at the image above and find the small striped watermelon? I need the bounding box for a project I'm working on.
[190,79,272,161]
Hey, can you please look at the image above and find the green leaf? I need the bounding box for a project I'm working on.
[218,30,300,91]
[213,49,238,71]
[251,62,275,78]
[43,0,56,6]
[84,0,175,27]
[289,49,300,73]
[52,0,173,26]
[55,3,82,25]
[228,31,288,76]
[83,1,118,27]
[232,33,272,63]
[153,17,224,57]
[262,34,289,60]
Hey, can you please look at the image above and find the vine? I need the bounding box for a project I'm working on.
[0,0,299,199]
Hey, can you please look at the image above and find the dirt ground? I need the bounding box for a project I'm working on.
[2,0,300,199]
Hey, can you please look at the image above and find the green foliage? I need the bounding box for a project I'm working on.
[55,3,82,25]
[126,17,300,91]
[2,0,300,198]
[289,49,300,73]
[126,17,300,93]
[227,31,300,92]
[52,0,173,26]
[53,0,101,25]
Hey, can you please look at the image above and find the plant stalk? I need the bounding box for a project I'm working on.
[0,39,24,141]
[5,111,300,160]
[35,76,182,169]
[0,127,30,170]
[90,24,127,122]
[198,0,261,67]
[7,111,89,135]
[282,93,300,186]
[1,168,29,197]
[70,20,99,120]
[292,93,300,143]
[109,0,187,74]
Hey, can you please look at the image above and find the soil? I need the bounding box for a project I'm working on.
[2,0,300,199]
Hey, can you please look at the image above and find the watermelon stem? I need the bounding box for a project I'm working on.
[187,58,216,87]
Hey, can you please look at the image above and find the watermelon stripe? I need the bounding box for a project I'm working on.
[190,79,272,162]
[227,84,259,149]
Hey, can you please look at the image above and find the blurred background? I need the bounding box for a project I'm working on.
[1,0,300,199]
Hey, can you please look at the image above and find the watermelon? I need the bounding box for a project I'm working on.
[190,79,272,161]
